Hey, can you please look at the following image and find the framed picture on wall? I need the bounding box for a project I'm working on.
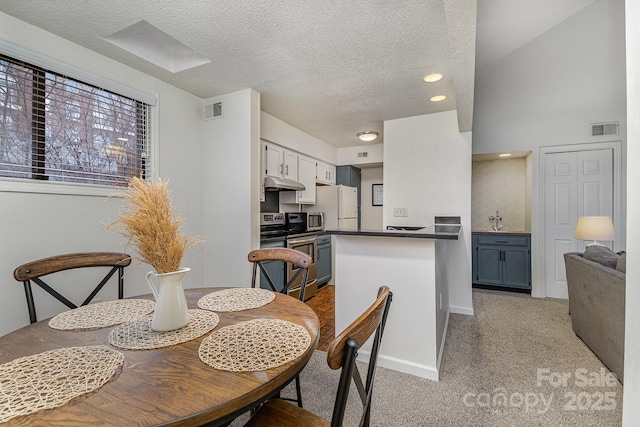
[372,184,383,206]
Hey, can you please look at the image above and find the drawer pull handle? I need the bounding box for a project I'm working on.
[495,240,509,243]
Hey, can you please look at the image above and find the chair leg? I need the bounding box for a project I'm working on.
[23,281,37,324]
[295,375,303,408]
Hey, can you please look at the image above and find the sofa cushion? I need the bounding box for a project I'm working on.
[617,253,627,273]
[583,245,619,269]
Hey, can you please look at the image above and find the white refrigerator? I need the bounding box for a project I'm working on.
[315,185,358,230]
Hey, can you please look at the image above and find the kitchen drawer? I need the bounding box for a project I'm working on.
[316,234,331,246]
[475,234,529,247]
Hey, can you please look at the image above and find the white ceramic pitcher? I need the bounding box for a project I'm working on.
[145,267,190,332]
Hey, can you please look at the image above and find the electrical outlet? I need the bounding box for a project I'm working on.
[393,207,408,217]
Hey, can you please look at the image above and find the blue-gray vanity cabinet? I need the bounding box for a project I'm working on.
[472,233,531,290]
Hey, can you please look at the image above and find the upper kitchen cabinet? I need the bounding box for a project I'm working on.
[263,141,297,181]
[281,155,316,204]
[316,161,336,185]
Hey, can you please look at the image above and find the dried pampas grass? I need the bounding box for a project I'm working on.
[108,177,204,274]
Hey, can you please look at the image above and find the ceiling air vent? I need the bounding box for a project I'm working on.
[591,121,618,137]
[358,152,368,158]
[204,102,223,120]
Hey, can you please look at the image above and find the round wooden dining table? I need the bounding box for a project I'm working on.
[0,287,320,426]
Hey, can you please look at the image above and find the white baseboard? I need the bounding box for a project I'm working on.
[357,350,440,381]
[450,304,474,315]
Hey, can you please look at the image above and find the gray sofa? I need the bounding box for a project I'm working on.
[564,249,625,384]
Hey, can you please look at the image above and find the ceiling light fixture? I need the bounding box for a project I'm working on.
[430,95,446,102]
[357,131,378,142]
[423,73,443,83]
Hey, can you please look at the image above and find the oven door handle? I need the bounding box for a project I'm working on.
[287,236,317,246]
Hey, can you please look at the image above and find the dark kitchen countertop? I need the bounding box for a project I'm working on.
[472,230,531,236]
[326,225,461,240]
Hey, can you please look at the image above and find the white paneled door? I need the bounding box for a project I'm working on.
[543,149,613,299]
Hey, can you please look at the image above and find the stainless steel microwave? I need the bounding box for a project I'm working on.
[307,212,324,231]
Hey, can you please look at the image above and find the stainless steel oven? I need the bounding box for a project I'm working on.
[286,233,318,300]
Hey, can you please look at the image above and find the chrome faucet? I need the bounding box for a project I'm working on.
[489,210,503,231]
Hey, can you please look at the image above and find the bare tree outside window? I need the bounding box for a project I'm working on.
[0,54,149,187]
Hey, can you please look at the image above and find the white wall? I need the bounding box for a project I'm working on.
[472,0,627,297]
[0,13,204,335]
[473,0,626,154]
[261,112,336,165]
[337,143,383,166]
[360,167,383,230]
[623,2,640,424]
[383,111,473,315]
[203,89,261,286]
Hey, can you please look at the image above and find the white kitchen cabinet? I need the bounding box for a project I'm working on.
[263,142,297,181]
[316,161,336,185]
[280,155,316,204]
[283,150,297,181]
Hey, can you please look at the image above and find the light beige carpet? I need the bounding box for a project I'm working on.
[233,289,623,426]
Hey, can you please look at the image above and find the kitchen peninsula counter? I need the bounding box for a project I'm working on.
[326,224,461,240]
[327,222,462,381]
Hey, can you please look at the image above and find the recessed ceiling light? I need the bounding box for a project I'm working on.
[430,95,446,102]
[499,153,512,157]
[423,73,443,83]
[357,131,378,142]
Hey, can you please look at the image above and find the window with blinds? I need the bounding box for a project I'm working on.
[0,54,150,187]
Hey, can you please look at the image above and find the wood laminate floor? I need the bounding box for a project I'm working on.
[306,284,334,351]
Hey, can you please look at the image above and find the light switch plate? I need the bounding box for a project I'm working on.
[393,207,408,217]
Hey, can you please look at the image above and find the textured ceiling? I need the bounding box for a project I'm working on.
[0,1,594,148]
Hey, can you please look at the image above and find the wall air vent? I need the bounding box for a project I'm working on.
[357,152,368,158]
[591,121,618,137]
[204,102,223,120]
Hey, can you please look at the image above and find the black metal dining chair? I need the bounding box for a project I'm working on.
[244,285,393,427]
[248,247,313,408]
[249,247,312,301]
[13,252,132,324]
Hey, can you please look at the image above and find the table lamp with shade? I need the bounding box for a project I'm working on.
[574,216,615,246]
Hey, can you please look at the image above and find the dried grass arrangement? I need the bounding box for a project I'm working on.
[108,177,204,274]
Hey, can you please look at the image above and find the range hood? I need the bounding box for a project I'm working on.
[264,176,306,192]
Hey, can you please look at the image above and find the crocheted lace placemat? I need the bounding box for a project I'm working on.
[49,299,156,330]
[0,345,124,424]
[199,318,311,372]
[108,309,219,350]
[197,288,275,312]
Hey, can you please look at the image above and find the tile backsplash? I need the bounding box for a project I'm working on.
[472,158,528,232]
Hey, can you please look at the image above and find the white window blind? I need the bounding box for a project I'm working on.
[0,54,151,188]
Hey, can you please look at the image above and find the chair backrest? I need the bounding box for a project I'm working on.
[248,247,312,300]
[325,286,392,427]
[13,252,132,324]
